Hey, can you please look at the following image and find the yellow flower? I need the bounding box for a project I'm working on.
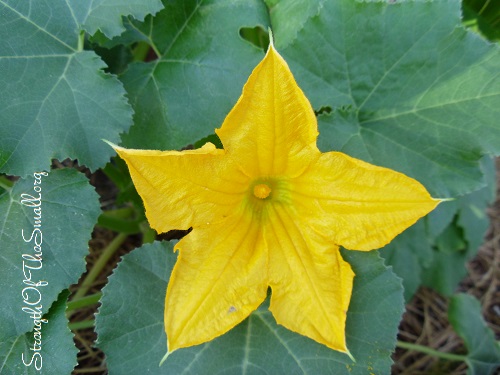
[108,43,440,357]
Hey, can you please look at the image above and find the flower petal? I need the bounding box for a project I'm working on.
[216,44,319,177]
[112,142,249,233]
[266,203,354,353]
[165,208,268,352]
[292,151,441,250]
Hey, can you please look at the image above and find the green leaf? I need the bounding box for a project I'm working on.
[426,198,459,239]
[457,157,496,252]
[421,220,467,295]
[264,0,323,48]
[0,169,100,339]
[102,156,142,206]
[277,0,500,197]
[96,242,403,374]
[379,219,432,301]
[421,157,495,295]
[448,294,500,375]
[463,0,500,42]
[0,290,77,374]
[80,0,164,38]
[0,0,133,177]
[383,157,494,298]
[95,242,175,372]
[118,0,270,150]
[92,43,134,75]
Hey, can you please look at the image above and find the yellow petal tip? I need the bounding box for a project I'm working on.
[102,139,123,151]
[346,349,356,363]
[159,349,174,367]
[268,27,274,49]
[437,197,455,202]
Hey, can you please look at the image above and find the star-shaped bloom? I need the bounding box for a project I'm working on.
[109,43,440,355]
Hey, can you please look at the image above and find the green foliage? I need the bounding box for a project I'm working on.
[117,0,271,151]
[0,0,498,372]
[463,0,500,41]
[0,0,134,177]
[97,242,404,374]
[0,169,100,339]
[382,157,496,300]
[0,291,77,374]
[280,0,500,197]
[379,219,432,301]
[80,0,164,38]
[449,294,500,374]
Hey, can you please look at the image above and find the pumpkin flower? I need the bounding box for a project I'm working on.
[108,42,440,358]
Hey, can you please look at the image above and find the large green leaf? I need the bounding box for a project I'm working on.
[275,0,500,197]
[118,0,270,150]
[79,0,164,38]
[264,0,323,48]
[449,294,500,375]
[382,157,495,299]
[0,291,77,374]
[0,0,135,177]
[96,241,404,374]
[420,157,495,295]
[421,219,468,295]
[379,219,432,301]
[0,169,100,339]
[457,157,496,251]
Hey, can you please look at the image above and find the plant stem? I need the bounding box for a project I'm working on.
[133,41,152,61]
[69,319,95,331]
[0,176,14,191]
[67,292,102,313]
[478,0,492,15]
[396,341,466,362]
[73,232,128,300]
[141,221,157,243]
[104,206,135,219]
[78,30,85,51]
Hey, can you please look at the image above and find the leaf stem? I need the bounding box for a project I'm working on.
[104,206,135,219]
[73,232,128,300]
[396,341,466,362]
[67,292,102,312]
[78,30,85,51]
[69,319,95,331]
[97,209,141,234]
[0,176,14,191]
[133,41,152,62]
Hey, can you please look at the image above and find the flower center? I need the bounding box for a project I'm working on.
[253,183,271,199]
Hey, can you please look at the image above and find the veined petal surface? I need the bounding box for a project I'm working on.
[113,143,249,232]
[166,208,268,351]
[292,151,440,251]
[266,203,354,353]
[110,43,441,358]
[216,44,319,177]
